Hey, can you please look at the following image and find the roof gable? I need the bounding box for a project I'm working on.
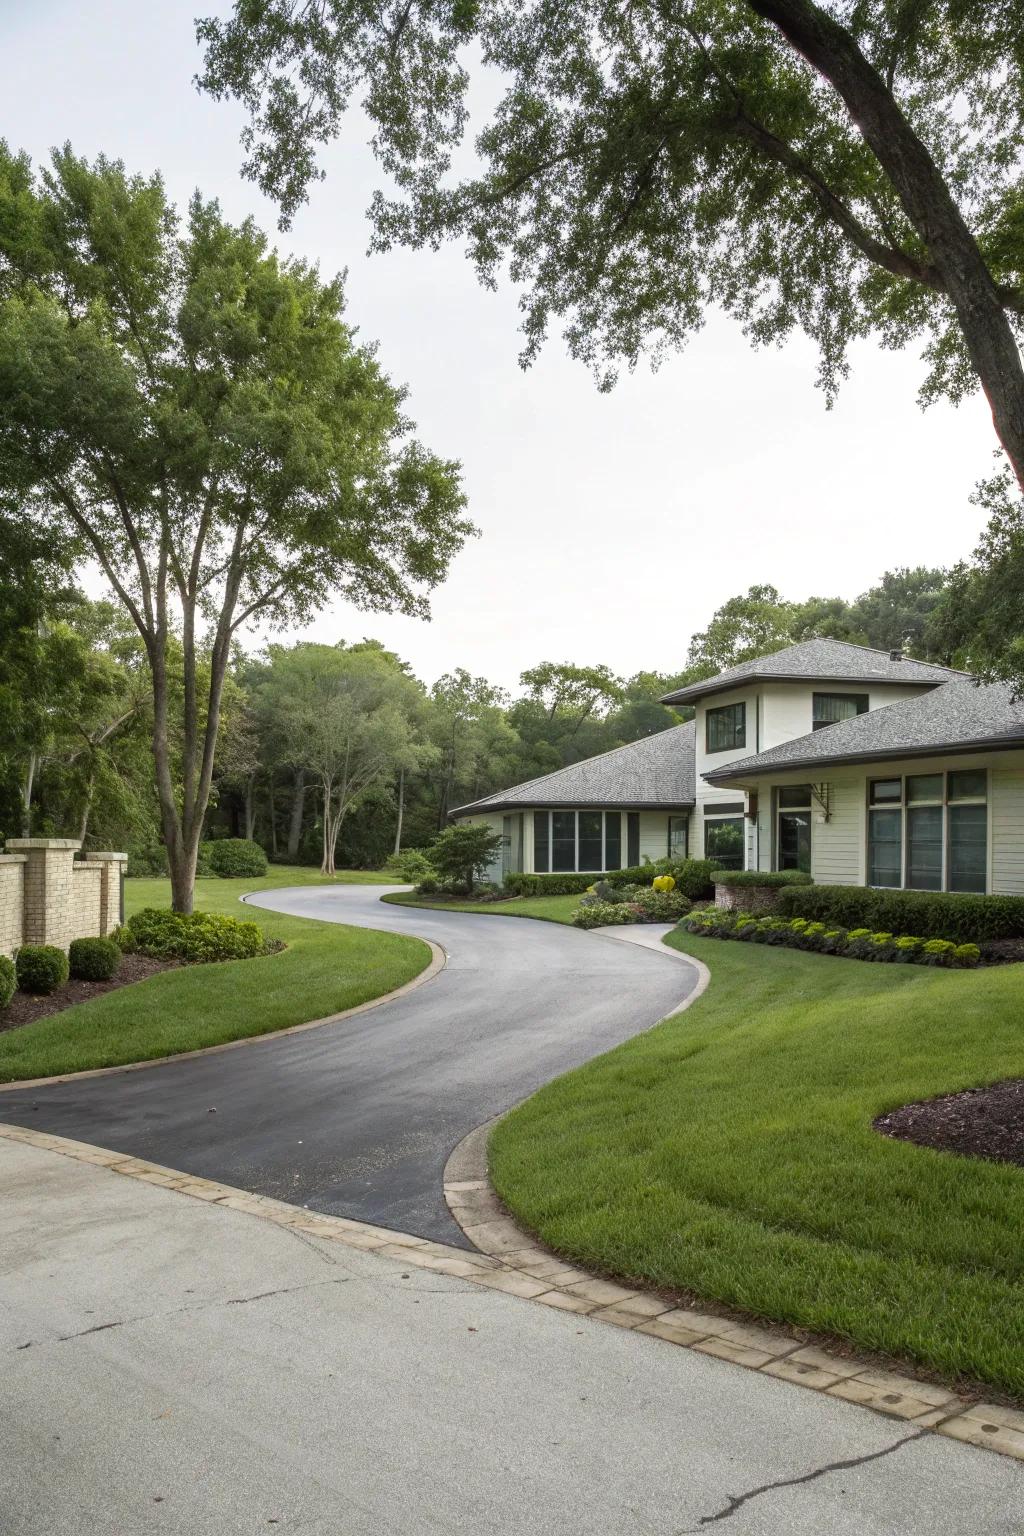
[661,638,966,705]
[451,720,696,816]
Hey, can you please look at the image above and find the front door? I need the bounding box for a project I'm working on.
[778,811,811,872]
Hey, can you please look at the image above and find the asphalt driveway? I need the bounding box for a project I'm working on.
[0,886,697,1244]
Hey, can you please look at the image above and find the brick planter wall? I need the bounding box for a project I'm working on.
[0,840,126,957]
[714,880,785,914]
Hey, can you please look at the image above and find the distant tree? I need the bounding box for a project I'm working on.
[930,474,1024,691]
[607,671,694,738]
[200,1,1024,490]
[426,823,504,894]
[427,670,518,827]
[0,146,470,910]
[686,585,796,676]
[848,567,950,660]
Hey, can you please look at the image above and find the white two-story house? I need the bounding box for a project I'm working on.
[452,638,1024,896]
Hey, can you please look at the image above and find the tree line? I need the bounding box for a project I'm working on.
[0,543,964,878]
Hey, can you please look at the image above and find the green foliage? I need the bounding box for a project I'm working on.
[383,847,433,882]
[207,838,268,879]
[425,823,505,892]
[714,869,812,888]
[932,472,1024,691]
[16,944,69,994]
[682,909,982,968]
[504,872,596,897]
[777,884,1024,944]
[0,953,14,1007]
[68,936,121,982]
[572,900,638,929]
[118,907,269,964]
[606,858,720,901]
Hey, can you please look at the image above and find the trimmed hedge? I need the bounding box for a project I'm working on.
[16,944,70,994]
[69,936,122,982]
[0,954,14,1008]
[208,838,268,878]
[777,884,1024,944]
[504,872,596,896]
[682,908,982,968]
[714,869,812,889]
[606,858,720,900]
[117,907,269,963]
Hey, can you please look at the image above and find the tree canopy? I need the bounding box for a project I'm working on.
[0,144,470,908]
[199,1,1024,486]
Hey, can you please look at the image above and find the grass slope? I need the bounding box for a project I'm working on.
[380,891,581,925]
[490,933,1024,1398]
[0,867,429,1083]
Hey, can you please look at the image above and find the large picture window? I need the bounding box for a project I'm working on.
[812,692,869,731]
[706,702,746,753]
[704,813,745,870]
[532,811,626,873]
[867,772,988,893]
[668,815,688,859]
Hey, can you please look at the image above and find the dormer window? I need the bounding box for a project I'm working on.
[812,692,869,731]
[706,701,746,753]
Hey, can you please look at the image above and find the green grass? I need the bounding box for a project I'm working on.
[380,890,581,925]
[0,866,429,1083]
[490,933,1024,1399]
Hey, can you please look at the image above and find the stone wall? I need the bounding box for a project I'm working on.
[0,840,126,957]
[714,880,785,914]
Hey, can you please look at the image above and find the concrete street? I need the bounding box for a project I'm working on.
[3,1136,1021,1536]
[0,885,697,1243]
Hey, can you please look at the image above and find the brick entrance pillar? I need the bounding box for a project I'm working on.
[83,852,129,934]
[5,839,82,948]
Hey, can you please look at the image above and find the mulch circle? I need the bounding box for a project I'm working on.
[875,1079,1024,1168]
[0,954,178,1036]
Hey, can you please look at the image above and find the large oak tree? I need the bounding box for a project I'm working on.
[198,1,1024,488]
[0,146,471,909]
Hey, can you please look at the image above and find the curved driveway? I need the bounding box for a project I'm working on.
[0,887,697,1245]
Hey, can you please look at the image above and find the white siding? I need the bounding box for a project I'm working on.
[991,768,1024,894]
[637,812,671,864]
[465,813,505,883]
[809,778,864,886]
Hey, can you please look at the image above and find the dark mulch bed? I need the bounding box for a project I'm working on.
[875,1079,1024,1168]
[981,938,1024,965]
[0,954,178,1036]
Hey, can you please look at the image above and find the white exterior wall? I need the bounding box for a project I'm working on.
[636,812,672,864]
[810,778,865,886]
[991,767,1024,894]
[464,813,506,883]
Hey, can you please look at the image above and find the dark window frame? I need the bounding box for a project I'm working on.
[705,701,746,754]
[812,691,870,732]
[866,772,988,893]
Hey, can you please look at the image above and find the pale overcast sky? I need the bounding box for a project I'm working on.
[1,0,999,692]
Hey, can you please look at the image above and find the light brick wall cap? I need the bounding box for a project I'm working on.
[0,854,27,864]
[82,851,128,863]
[6,838,82,851]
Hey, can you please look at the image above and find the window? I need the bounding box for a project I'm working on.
[812,692,869,731]
[578,811,604,872]
[533,812,626,873]
[605,813,622,871]
[776,786,812,874]
[668,815,688,859]
[704,816,745,870]
[866,772,988,893]
[533,811,549,873]
[706,702,746,753]
[627,812,640,867]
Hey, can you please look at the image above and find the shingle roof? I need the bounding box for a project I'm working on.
[451,720,696,816]
[703,680,1024,782]
[660,638,966,705]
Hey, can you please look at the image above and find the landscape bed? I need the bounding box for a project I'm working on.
[489,932,1024,1400]
[0,868,428,1082]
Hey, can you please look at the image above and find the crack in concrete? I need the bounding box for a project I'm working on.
[691,1428,927,1527]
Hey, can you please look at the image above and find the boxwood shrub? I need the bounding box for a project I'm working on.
[16,944,70,994]
[682,908,981,968]
[118,907,269,963]
[68,936,122,982]
[503,872,596,896]
[777,884,1024,943]
[0,954,15,1007]
[207,838,268,879]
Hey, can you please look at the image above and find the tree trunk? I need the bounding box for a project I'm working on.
[244,773,256,841]
[320,778,335,876]
[78,770,95,844]
[287,769,306,860]
[21,752,36,837]
[269,771,278,856]
[749,0,1024,490]
[393,766,405,855]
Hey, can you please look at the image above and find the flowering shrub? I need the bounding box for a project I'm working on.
[681,909,981,968]
[572,900,641,929]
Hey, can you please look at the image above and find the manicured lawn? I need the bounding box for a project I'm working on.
[380,891,581,925]
[0,866,429,1083]
[490,933,1024,1399]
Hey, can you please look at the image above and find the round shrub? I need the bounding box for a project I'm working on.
[16,944,70,995]
[0,954,15,1008]
[68,936,122,982]
[120,907,268,963]
[207,838,268,879]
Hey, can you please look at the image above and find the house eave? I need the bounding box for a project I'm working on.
[450,798,696,818]
[702,734,1024,786]
[660,672,950,706]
